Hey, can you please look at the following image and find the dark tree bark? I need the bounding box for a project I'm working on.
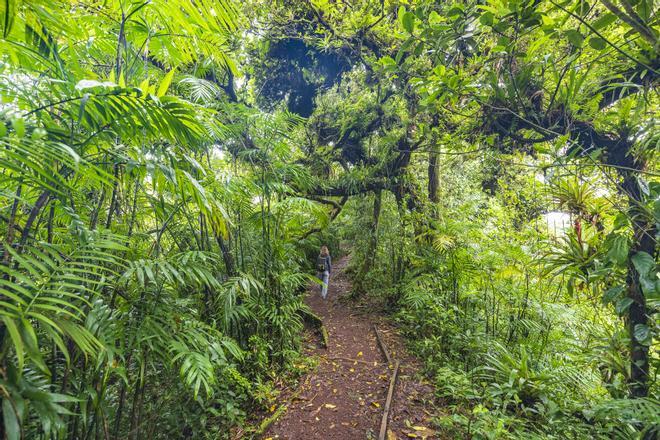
[18,190,50,249]
[47,203,55,243]
[428,149,439,204]
[354,190,382,295]
[300,195,349,240]
[365,189,382,273]
[428,116,441,205]
[105,164,121,229]
[618,162,656,398]
[216,232,237,277]
[3,184,22,263]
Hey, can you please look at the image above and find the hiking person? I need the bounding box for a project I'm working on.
[316,245,332,299]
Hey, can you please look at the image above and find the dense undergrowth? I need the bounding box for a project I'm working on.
[340,155,659,438]
[0,0,658,439]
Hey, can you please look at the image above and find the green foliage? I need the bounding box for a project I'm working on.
[1,0,658,438]
[344,153,657,438]
[0,1,321,437]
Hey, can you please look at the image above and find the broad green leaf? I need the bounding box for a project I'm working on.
[615,297,634,315]
[429,10,443,25]
[380,56,396,69]
[632,252,654,276]
[588,37,606,50]
[602,285,624,305]
[633,324,651,345]
[639,274,658,297]
[139,78,150,92]
[2,317,23,371]
[18,319,47,372]
[1,0,17,37]
[480,12,494,26]
[606,234,629,265]
[2,398,21,440]
[592,13,616,30]
[157,69,177,97]
[12,118,24,138]
[401,11,415,33]
[565,30,584,47]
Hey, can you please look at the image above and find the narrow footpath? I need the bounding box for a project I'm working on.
[264,255,438,440]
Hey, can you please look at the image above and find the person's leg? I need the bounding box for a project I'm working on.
[321,271,329,298]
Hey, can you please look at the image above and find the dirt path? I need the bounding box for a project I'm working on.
[264,255,437,440]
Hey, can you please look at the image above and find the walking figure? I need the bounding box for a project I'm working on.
[316,245,332,299]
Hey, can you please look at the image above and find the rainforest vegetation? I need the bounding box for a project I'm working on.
[0,0,658,438]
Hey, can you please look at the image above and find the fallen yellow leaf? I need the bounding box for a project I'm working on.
[357,351,363,357]
[324,403,337,409]
[371,402,381,408]
[412,426,437,438]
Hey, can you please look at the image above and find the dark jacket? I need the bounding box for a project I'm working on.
[316,255,332,273]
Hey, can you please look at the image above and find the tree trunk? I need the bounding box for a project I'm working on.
[126,180,140,240]
[47,203,55,243]
[216,232,237,277]
[90,189,106,231]
[128,360,146,440]
[354,190,382,295]
[621,170,656,397]
[364,189,382,274]
[428,149,439,204]
[18,190,50,249]
[105,164,121,229]
[3,184,22,263]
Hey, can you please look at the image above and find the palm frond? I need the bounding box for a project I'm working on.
[0,236,124,373]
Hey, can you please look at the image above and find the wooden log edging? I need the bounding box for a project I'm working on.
[378,360,400,440]
[374,325,399,440]
[374,324,392,365]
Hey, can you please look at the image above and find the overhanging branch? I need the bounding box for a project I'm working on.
[299,195,349,239]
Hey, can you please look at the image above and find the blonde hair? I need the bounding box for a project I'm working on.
[320,245,329,257]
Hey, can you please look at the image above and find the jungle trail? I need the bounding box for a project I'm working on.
[0,0,658,439]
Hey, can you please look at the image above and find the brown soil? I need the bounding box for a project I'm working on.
[262,255,438,440]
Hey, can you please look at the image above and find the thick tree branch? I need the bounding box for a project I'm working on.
[551,1,657,72]
[299,195,349,239]
[597,64,659,110]
[306,177,390,197]
[304,195,344,210]
[600,0,658,46]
